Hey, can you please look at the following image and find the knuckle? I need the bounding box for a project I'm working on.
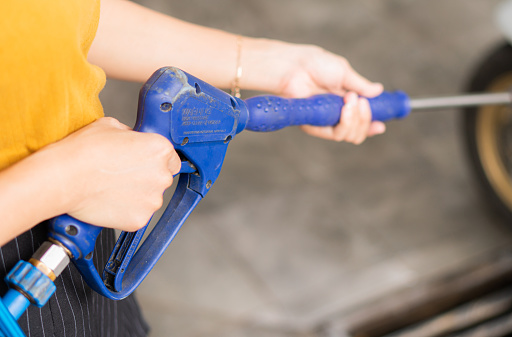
[333,133,345,142]
[160,170,174,188]
[332,127,346,142]
[337,56,350,69]
[98,117,131,131]
[345,134,357,143]
[168,154,181,175]
[149,194,164,211]
[148,134,173,153]
[309,44,326,55]
[126,215,149,232]
[138,209,153,226]
[302,43,322,54]
[102,117,121,127]
[149,133,168,146]
[354,137,365,145]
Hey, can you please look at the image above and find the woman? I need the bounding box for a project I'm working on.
[0,0,385,335]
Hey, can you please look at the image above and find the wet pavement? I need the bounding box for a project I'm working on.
[100,0,512,336]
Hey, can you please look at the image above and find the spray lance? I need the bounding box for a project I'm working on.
[0,67,511,337]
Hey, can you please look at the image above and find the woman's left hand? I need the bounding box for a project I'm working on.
[242,40,386,144]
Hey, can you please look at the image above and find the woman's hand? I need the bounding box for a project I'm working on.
[242,40,386,144]
[50,117,181,232]
[0,117,181,245]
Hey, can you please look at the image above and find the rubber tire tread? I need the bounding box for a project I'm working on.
[461,42,512,222]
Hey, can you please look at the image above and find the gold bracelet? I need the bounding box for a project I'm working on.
[231,35,243,98]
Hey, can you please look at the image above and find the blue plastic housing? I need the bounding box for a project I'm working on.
[245,91,410,132]
[48,67,248,300]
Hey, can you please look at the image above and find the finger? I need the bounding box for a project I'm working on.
[333,92,358,142]
[332,91,357,141]
[167,150,182,175]
[367,121,386,137]
[341,62,383,98]
[353,98,372,144]
[300,125,337,140]
[346,99,371,145]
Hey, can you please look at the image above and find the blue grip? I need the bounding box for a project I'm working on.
[244,91,411,132]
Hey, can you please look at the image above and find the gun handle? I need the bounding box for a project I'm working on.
[244,91,410,132]
[48,67,244,300]
[48,172,202,299]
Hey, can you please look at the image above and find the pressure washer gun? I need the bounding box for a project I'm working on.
[1,67,511,336]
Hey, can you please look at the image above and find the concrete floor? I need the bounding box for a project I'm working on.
[100,1,512,336]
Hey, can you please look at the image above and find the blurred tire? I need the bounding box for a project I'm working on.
[462,42,512,222]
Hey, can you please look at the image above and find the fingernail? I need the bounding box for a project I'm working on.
[343,93,357,118]
[343,102,353,120]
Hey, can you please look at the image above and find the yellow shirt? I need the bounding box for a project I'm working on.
[0,0,106,170]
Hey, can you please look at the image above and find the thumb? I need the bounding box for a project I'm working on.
[342,63,383,98]
[168,150,182,175]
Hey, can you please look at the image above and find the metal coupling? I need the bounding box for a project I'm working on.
[29,241,71,281]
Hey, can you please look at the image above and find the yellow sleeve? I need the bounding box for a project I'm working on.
[0,0,106,170]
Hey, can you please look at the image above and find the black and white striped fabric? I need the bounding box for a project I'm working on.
[0,222,150,337]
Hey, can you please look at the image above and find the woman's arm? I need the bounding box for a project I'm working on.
[0,143,75,245]
[90,0,381,93]
[89,0,242,88]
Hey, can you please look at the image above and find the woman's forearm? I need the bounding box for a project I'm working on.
[0,145,74,246]
[89,0,306,93]
[89,0,243,88]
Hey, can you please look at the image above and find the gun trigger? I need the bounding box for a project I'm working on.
[175,160,196,177]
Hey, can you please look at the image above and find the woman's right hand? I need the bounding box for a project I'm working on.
[51,117,181,232]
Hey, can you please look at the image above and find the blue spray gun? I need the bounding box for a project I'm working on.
[1,67,510,336]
